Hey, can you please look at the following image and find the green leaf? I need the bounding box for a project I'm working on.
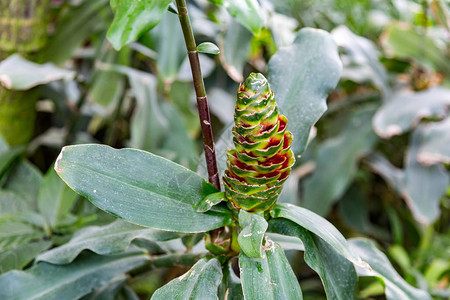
[151,258,223,300]
[415,117,450,165]
[0,251,149,300]
[302,105,378,216]
[36,220,181,264]
[332,25,390,98]
[197,42,220,55]
[0,241,51,274]
[238,210,268,258]
[268,28,342,155]
[270,203,368,268]
[43,0,109,64]
[217,0,264,35]
[38,168,78,229]
[268,219,357,300]
[373,87,450,138]
[404,125,449,224]
[239,240,302,300]
[382,22,450,77]
[196,192,225,213]
[0,54,75,90]
[55,144,232,233]
[107,0,172,50]
[349,238,432,300]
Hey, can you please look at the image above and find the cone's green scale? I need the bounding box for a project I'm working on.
[223,73,295,212]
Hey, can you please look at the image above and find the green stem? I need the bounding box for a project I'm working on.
[175,0,220,190]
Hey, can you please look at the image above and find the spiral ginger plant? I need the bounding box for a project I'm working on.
[224,73,295,212]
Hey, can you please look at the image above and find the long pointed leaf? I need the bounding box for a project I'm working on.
[151,258,223,300]
[270,203,368,268]
[0,251,149,300]
[268,218,357,300]
[349,238,432,300]
[239,240,302,300]
[55,145,232,233]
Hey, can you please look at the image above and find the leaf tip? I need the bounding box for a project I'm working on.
[0,74,12,89]
[54,146,66,173]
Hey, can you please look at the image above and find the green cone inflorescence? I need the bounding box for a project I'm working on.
[223,73,295,212]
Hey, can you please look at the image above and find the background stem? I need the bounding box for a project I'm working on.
[175,0,220,190]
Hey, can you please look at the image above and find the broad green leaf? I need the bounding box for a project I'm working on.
[349,238,432,300]
[37,220,181,264]
[0,251,149,300]
[55,144,232,233]
[373,87,450,138]
[219,0,264,35]
[270,203,368,268]
[404,125,449,224]
[302,105,377,216]
[268,28,342,155]
[238,210,268,258]
[239,240,302,300]
[268,219,357,300]
[38,168,78,229]
[416,117,450,165]
[332,25,390,98]
[0,54,75,90]
[0,241,51,273]
[43,0,109,64]
[107,0,172,50]
[197,42,220,55]
[152,258,223,300]
[382,22,450,77]
[220,19,253,82]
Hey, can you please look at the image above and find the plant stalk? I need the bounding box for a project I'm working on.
[175,0,220,190]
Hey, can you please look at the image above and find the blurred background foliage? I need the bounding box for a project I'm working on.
[0,0,448,299]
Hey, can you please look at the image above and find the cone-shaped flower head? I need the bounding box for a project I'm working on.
[223,73,295,212]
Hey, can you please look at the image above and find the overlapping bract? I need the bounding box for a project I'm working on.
[223,73,295,211]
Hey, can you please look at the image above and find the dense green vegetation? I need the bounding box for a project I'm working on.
[0,0,448,299]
